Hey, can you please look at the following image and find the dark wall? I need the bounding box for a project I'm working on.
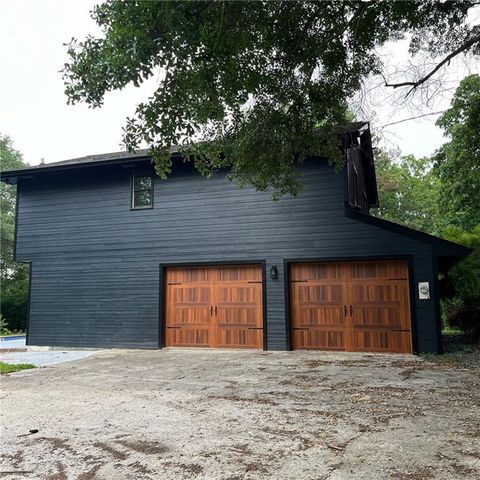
[16,160,438,352]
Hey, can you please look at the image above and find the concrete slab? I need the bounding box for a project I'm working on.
[0,350,96,367]
[0,336,26,350]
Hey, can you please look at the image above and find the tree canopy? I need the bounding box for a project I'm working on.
[63,0,479,197]
[374,153,445,235]
[0,135,29,332]
[374,76,480,340]
[434,74,480,231]
[0,135,26,277]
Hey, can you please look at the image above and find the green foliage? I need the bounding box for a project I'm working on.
[441,226,480,342]
[1,271,29,332]
[443,226,480,299]
[62,0,477,197]
[1,135,25,276]
[374,75,480,341]
[0,135,29,332]
[434,74,480,230]
[0,314,11,335]
[374,152,445,234]
[0,362,35,374]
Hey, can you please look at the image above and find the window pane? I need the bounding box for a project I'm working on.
[134,190,152,208]
[134,175,152,191]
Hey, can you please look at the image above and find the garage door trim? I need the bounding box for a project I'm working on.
[159,260,267,350]
[284,255,418,353]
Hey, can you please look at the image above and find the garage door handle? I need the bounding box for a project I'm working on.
[293,328,309,331]
[215,306,217,316]
[210,305,213,316]
[247,327,262,330]
[344,305,347,317]
[167,326,180,329]
[350,305,353,316]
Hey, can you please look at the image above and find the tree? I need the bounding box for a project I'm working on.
[374,151,445,235]
[0,135,29,332]
[441,226,480,342]
[434,74,480,231]
[63,0,479,197]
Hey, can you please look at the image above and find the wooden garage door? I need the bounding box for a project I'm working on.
[165,265,263,348]
[290,260,412,353]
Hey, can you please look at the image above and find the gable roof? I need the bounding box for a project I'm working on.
[0,122,372,185]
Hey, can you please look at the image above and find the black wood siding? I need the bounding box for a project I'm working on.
[16,160,438,352]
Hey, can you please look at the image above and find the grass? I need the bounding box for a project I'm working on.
[0,362,35,374]
[441,327,463,335]
[0,331,26,337]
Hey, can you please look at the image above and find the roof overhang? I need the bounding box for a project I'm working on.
[345,208,472,261]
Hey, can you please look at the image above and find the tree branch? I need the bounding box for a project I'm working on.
[384,33,480,96]
[380,110,446,128]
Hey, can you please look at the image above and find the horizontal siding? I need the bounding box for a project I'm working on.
[17,161,438,352]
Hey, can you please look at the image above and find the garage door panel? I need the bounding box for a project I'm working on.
[170,307,213,325]
[216,327,263,349]
[352,330,411,353]
[173,286,212,304]
[166,327,211,347]
[350,283,404,303]
[216,285,261,304]
[295,306,345,327]
[292,285,345,329]
[217,306,259,326]
[293,284,344,303]
[165,265,263,349]
[166,266,215,284]
[216,281,263,348]
[290,260,412,353]
[352,306,401,328]
[292,329,345,350]
[217,266,262,283]
[290,262,344,281]
[290,266,347,350]
[349,260,408,280]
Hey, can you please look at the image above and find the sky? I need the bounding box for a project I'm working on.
[0,0,475,166]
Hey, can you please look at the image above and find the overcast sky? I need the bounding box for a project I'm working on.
[0,0,474,166]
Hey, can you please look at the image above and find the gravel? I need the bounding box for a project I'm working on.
[1,349,479,479]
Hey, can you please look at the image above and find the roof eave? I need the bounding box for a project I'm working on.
[0,154,155,184]
[345,207,472,258]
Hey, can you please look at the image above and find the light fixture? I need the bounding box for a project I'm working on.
[270,265,278,281]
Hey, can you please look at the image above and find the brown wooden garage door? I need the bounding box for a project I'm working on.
[165,265,263,348]
[290,260,412,353]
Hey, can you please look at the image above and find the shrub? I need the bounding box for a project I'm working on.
[442,226,480,343]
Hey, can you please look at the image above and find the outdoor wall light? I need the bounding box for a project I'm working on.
[270,265,278,281]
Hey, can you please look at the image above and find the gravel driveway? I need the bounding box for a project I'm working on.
[1,349,479,479]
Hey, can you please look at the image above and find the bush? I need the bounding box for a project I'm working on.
[0,314,11,336]
[447,299,480,343]
[0,269,29,333]
[442,226,480,343]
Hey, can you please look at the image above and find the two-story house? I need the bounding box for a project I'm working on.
[1,123,469,354]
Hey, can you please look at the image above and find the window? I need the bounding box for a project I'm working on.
[131,172,153,209]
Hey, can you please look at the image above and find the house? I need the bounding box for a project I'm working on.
[1,123,470,354]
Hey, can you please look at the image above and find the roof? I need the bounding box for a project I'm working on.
[0,147,180,184]
[345,207,472,258]
[0,123,371,184]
